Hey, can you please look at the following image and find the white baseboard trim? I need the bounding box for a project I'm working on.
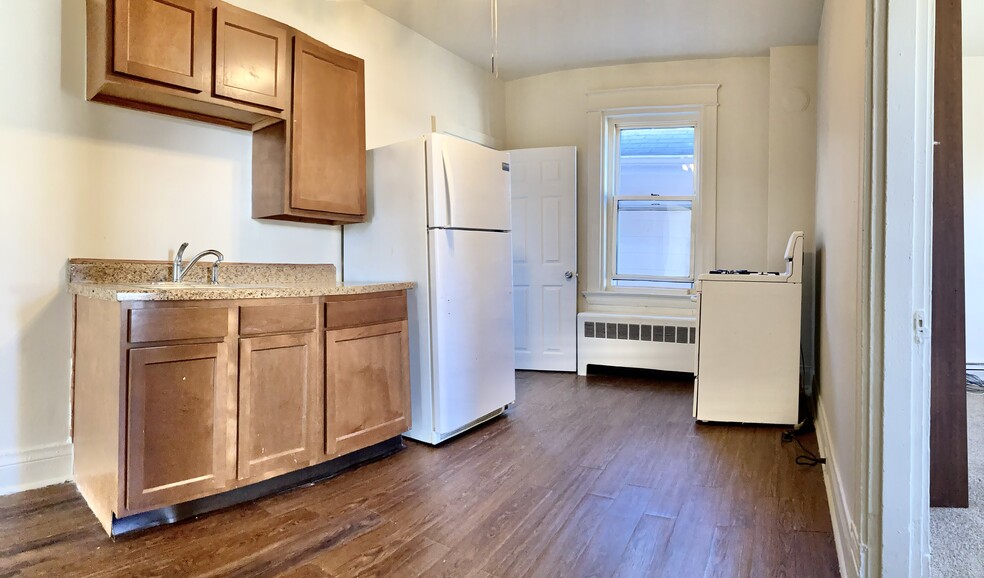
[815,397,861,578]
[0,441,74,495]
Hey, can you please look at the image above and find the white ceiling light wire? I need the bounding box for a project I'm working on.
[491,0,499,77]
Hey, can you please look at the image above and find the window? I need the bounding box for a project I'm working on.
[607,122,700,291]
[583,84,718,305]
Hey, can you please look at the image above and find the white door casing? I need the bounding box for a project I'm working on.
[510,147,578,371]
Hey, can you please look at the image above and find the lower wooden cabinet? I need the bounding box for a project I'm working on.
[126,342,234,512]
[73,291,410,535]
[325,320,411,456]
[238,332,319,481]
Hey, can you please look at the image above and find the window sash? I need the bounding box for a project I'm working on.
[606,120,700,287]
[612,195,695,281]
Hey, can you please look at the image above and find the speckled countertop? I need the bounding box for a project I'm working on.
[69,259,413,302]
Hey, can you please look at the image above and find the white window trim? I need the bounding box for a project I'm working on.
[582,85,719,306]
[605,115,700,289]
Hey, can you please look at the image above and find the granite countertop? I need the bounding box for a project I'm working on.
[68,259,413,301]
[69,281,414,302]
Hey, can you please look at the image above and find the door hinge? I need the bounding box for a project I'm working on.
[914,309,928,344]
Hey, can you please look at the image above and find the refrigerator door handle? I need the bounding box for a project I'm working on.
[440,145,455,228]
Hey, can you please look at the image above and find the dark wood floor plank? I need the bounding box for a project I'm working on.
[419,483,550,577]
[613,514,675,578]
[0,371,838,578]
[788,530,840,578]
[525,492,615,577]
[653,484,731,578]
[572,484,655,577]
[703,525,752,578]
[481,466,602,576]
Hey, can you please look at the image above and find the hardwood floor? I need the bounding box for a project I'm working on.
[0,370,839,577]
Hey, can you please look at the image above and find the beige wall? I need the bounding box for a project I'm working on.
[504,57,772,300]
[504,54,818,322]
[0,0,504,493]
[966,57,984,365]
[814,0,867,570]
[768,45,818,382]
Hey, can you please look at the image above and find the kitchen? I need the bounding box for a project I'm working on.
[0,0,861,576]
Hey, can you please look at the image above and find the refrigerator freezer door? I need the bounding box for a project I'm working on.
[428,134,512,231]
[428,228,516,435]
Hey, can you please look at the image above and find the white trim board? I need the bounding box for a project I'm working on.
[864,0,935,574]
[816,396,862,578]
[0,441,73,495]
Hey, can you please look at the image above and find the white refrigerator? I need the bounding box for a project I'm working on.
[342,133,516,445]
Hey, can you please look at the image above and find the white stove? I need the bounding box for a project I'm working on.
[693,231,805,425]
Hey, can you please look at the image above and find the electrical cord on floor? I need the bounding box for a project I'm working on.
[782,423,826,467]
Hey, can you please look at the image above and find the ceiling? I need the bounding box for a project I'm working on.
[362,0,825,80]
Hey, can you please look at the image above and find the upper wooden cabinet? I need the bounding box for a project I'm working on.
[213,4,290,111]
[112,0,209,92]
[87,0,368,226]
[87,0,286,130]
[252,37,367,225]
[290,37,367,218]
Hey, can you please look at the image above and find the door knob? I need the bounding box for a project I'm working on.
[565,271,574,280]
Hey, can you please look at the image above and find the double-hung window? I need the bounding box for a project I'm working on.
[607,120,699,291]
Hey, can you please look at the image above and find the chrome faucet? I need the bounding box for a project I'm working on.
[173,242,225,284]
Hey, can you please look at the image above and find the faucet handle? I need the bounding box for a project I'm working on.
[210,261,221,284]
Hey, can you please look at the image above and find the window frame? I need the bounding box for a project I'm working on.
[607,119,700,288]
[582,85,719,307]
[601,109,709,296]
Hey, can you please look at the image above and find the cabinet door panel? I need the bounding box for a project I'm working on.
[126,343,231,512]
[291,37,366,216]
[214,5,289,110]
[113,0,209,91]
[326,321,410,457]
[238,332,318,481]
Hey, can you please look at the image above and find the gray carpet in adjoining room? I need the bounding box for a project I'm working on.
[931,392,984,577]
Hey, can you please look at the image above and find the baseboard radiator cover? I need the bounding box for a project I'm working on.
[577,312,696,376]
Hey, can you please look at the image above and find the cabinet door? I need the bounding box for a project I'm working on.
[213,5,289,110]
[290,37,366,217]
[238,332,318,481]
[126,342,232,512]
[325,321,410,456]
[113,0,210,92]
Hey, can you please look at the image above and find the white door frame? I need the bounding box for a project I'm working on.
[862,0,935,575]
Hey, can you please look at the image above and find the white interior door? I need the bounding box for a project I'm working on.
[510,147,577,371]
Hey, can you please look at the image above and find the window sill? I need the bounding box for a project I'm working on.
[582,290,697,309]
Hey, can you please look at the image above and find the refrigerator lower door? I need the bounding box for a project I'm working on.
[428,228,516,436]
